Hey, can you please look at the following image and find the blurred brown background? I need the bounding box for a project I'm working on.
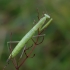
[0,0,70,70]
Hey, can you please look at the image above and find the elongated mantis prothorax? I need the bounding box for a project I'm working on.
[8,14,52,60]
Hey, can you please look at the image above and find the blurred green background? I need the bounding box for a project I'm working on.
[0,0,70,70]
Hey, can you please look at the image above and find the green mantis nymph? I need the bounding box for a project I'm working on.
[8,14,52,60]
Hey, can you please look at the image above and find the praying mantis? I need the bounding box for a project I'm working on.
[8,14,52,60]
